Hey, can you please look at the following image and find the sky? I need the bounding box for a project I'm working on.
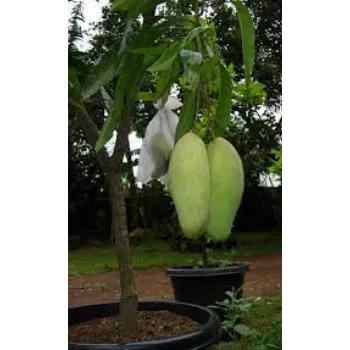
[68,0,279,186]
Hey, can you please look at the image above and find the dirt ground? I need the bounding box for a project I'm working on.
[69,252,282,307]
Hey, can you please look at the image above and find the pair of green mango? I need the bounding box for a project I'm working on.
[168,132,244,242]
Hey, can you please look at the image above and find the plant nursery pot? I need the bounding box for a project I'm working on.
[166,263,250,320]
[69,300,220,350]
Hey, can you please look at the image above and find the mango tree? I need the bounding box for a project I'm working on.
[68,0,256,333]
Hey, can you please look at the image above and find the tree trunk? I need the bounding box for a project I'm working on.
[108,173,138,333]
[126,141,139,230]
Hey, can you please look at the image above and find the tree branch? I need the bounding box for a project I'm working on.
[69,100,110,173]
[110,107,134,174]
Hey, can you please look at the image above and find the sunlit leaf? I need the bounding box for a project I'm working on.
[200,56,219,79]
[184,26,209,46]
[95,54,145,152]
[82,20,134,101]
[100,87,113,111]
[154,58,181,99]
[175,90,198,142]
[180,50,202,90]
[147,41,183,72]
[128,44,168,55]
[234,324,256,336]
[136,91,156,101]
[214,63,233,137]
[233,0,255,85]
[112,0,166,18]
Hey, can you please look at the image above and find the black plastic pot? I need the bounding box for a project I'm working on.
[69,300,220,350]
[166,263,249,319]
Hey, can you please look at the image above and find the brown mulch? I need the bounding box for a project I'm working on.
[69,252,282,307]
[69,310,199,344]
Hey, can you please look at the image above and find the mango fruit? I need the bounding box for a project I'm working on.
[206,137,244,241]
[168,132,210,239]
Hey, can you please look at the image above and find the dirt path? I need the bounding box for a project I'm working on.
[69,252,281,307]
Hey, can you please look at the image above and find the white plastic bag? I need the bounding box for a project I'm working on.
[137,95,182,184]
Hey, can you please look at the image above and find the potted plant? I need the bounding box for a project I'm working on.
[68,0,256,348]
[157,3,263,317]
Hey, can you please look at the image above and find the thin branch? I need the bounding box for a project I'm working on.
[75,110,109,173]
[110,107,134,174]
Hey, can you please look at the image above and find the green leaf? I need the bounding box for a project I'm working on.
[95,80,125,152]
[200,56,219,80]
[130,17,190,50]
[147,41,183,72]
[233,0,255,84]
[234,324,256,336]
[81,50,120,101]
[100,87,113,111]
[154,58,181,99]
[95,54,145,152]
[82,20,134,101]
[128,43,168,55]
[112,0,166,18]
[68,53,89,76]
[68,69,82,103]
[175,90,198,142]
[214,63,233,137]
[180,50,202,90]
[136,91,156,101]
[184,26,209,46]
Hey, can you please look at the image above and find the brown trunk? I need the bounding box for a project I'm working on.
[108,173,138,333]
[125,141,139,229]
[109,110,138,333]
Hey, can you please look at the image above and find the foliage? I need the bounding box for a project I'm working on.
[213,288,258,340]
[268,149,282,182]
[219,297,282,350]
[208,0,282,189]
[71,0,282,204]
[82,0,256,155]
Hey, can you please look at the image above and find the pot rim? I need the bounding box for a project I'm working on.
[166,262,250,277]
[69,300,220,349]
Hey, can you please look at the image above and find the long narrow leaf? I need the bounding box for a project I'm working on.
[154,58,181,99]
[130,17,190,50]
[68,69,82,103]
[112,0,166,18]
[100,87,113,112]
[147,41,183,72]
[175,90,198,142]
[214,63,233,137]
[128,43,168,55]
[82,50,121,101]
[95,54,147,151]
[95,80,125,152]
[233,0,255,84]
[82,20,134,101]
[136,91,156,101]
[184,26,209,46]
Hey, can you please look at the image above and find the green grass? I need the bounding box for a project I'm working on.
[219,296,282,350]
[68,232,281,276]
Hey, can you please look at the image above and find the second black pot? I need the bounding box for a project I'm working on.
[166,263,249,319]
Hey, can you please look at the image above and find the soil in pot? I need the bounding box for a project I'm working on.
[68,310,199,344]
[69,300,220,349]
